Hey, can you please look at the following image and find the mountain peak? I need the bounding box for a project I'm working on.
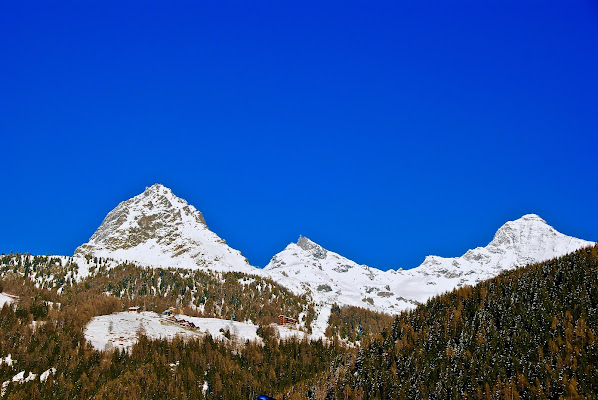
[144,183,172,195]
[140,184,183,206]
[412,213,593,290]
[515,213,546,224]
[490,214,554,249]
[264,235,390,327]
[296,235,315,248]
[386,213,594,309]
[296,236,327,259]
[74,186,253,272]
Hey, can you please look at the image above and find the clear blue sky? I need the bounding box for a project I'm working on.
[1,1,597,270]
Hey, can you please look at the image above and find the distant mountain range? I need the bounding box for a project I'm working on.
[74,184,594,334]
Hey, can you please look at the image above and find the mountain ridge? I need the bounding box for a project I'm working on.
[74,184,594,328]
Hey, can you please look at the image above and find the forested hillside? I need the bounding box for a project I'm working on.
[0,262,345,399]
[0,254,316,330]
[87,264,316,329]
[325,304,394,343]
[312,245,598,399]
[2,246,597,399]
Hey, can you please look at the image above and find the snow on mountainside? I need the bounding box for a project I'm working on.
[84,312,315,352]
[72,184,593,335]
[387,214,594,305]
[264,236,408,335]
[264,215,594,335]
[75,184,255,273]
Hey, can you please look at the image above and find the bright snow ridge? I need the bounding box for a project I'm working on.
[386,214,594,304]
[264,215,594,323]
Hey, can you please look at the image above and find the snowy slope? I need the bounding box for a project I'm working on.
[75,184,255,273]
[264,215,594,331]
[387,214,594,305]
[264,236,411,335]
[84,311,205,351]
[84,312,313,351]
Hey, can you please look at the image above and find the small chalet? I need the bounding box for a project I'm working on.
[278,315,297,327]
[128,306,140,313]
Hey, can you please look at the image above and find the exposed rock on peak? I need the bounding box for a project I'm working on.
[74,184,253,273]
[297,236,328,259]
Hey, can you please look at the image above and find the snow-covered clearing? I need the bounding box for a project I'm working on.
[85,311,316,351]
[84,311,204,352]
[0,293,17,308]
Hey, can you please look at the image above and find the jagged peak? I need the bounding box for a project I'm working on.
[74,184,253,272]
[122,184,202,218]
[145,183,169,192]
[296,236,328,260]
[141,183,179,201]
[297,235,315,248]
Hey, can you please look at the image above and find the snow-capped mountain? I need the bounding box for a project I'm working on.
[387,214,594,305]
[264,238,386,311]
[75,184,255,273]
[264,215,594,329]
[74,183,594,332]
[264,236,412,335]
[262,235,436,333]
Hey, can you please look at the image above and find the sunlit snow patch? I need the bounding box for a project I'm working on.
[0,293,17,308]
[85,311,317,351]
[84,311,204,352]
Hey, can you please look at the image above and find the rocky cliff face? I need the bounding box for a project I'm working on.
[75,184,255,273]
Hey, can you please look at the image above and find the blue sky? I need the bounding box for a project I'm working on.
[1,1,597,269]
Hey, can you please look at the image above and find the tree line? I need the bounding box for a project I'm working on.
[0,267,347,399]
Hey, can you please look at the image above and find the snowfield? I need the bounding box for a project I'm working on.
[84,312,314,351]
[84,311,204,351]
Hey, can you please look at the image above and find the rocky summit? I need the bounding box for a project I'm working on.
[75,184,253,273]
